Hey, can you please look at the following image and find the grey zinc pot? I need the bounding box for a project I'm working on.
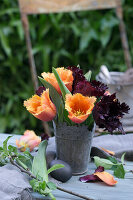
[108,72,133,127]
[54,123,95,175]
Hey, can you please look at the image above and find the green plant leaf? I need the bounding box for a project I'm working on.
[32,140,48,182]
[84,70,92,81]
[47,182,57,190]
[47,164,64,174]
[38,76,64,122]
[107,156,118,164]
[52,67,71,100]
[94,156,116,170]
[121,153,126,164]
[114,164,125,179]
[8,145,18,155]
[17,154,32,170]
[16,158,29,170]
[3,136,12,155]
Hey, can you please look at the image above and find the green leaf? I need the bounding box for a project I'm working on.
[0,147,3,152]
[47,182,57,190]
[47,164,64,174]
[38,76,64,122]
[94,156,116,170]
[79,29,98,50]
[8,145,18,155]
[32,140,48,182]
[85,113,94,131]
[0,30,11,56]
[23,150,33,160]
[39,181,46,191]
[121,153,126,164]
[3,136,12,155]
[52,67,71,100]
[84,70,92,81]
[16,158,29,170]
[17,154,32,170]
[114,164,125,179]
[107,156,118,164]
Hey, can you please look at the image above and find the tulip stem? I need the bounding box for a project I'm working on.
[9,156,93,200]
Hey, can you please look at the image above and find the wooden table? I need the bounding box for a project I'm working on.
[1,133,133,200]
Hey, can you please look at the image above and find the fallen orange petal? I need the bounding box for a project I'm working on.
[94,171,118,186]
[100,147,115,156]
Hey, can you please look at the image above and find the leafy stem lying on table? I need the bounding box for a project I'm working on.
[94,154,126,179]
[0,136,92,200]
[79,153,133,185]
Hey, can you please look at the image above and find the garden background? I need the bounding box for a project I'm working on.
[1,0,133,135]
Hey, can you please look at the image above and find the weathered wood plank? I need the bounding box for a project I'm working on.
[19,0,118,14]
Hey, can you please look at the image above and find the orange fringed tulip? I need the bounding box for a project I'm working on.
[16,130,41,152]
[41,67,73,95]
[94,171,118,186]
[24,89,56,122]
[65,93,96,124]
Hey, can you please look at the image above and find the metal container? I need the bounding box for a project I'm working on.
[54,123,95,175]
[108,72,133,127]
[97,70,133,130]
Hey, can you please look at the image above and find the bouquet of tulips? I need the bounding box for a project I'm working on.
[24,66,129,134]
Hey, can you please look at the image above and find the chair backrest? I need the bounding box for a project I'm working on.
[18,0,132,92]
[19,0,118,14]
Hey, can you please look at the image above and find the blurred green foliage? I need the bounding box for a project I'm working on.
[0,0,133,134]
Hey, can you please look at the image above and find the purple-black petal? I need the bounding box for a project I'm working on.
[79,174,98,182]
[95,166,104,173]
[79,166,104,182]
[36,86,46,96]
[90,80,108,97]
[93,93,130,133]
[41,133,49,141]
[73,79,108,97]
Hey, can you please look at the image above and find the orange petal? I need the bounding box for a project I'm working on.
[41,67,73,95]
[16,130,41,152]
[27,139,41,151]
[65,93,96,124]
[24,89,56,122]
[68,113,89,124]
[94,171,118,186]
[100,147,115,156]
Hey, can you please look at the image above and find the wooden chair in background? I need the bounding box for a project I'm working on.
[18,0,132,134]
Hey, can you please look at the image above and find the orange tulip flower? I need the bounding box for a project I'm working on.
[16,130,41,152]
[41,67,73,95]
[24,89,56,122]
[65,93,96,124]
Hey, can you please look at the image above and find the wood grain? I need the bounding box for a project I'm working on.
[19,0,118,14]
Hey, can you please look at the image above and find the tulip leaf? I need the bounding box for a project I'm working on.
[94,156,116,170]
[32,140,48,182]
[47,164,64,174]
[52,67,71,100]
[38,76,64,122]
[84,70,92,81]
